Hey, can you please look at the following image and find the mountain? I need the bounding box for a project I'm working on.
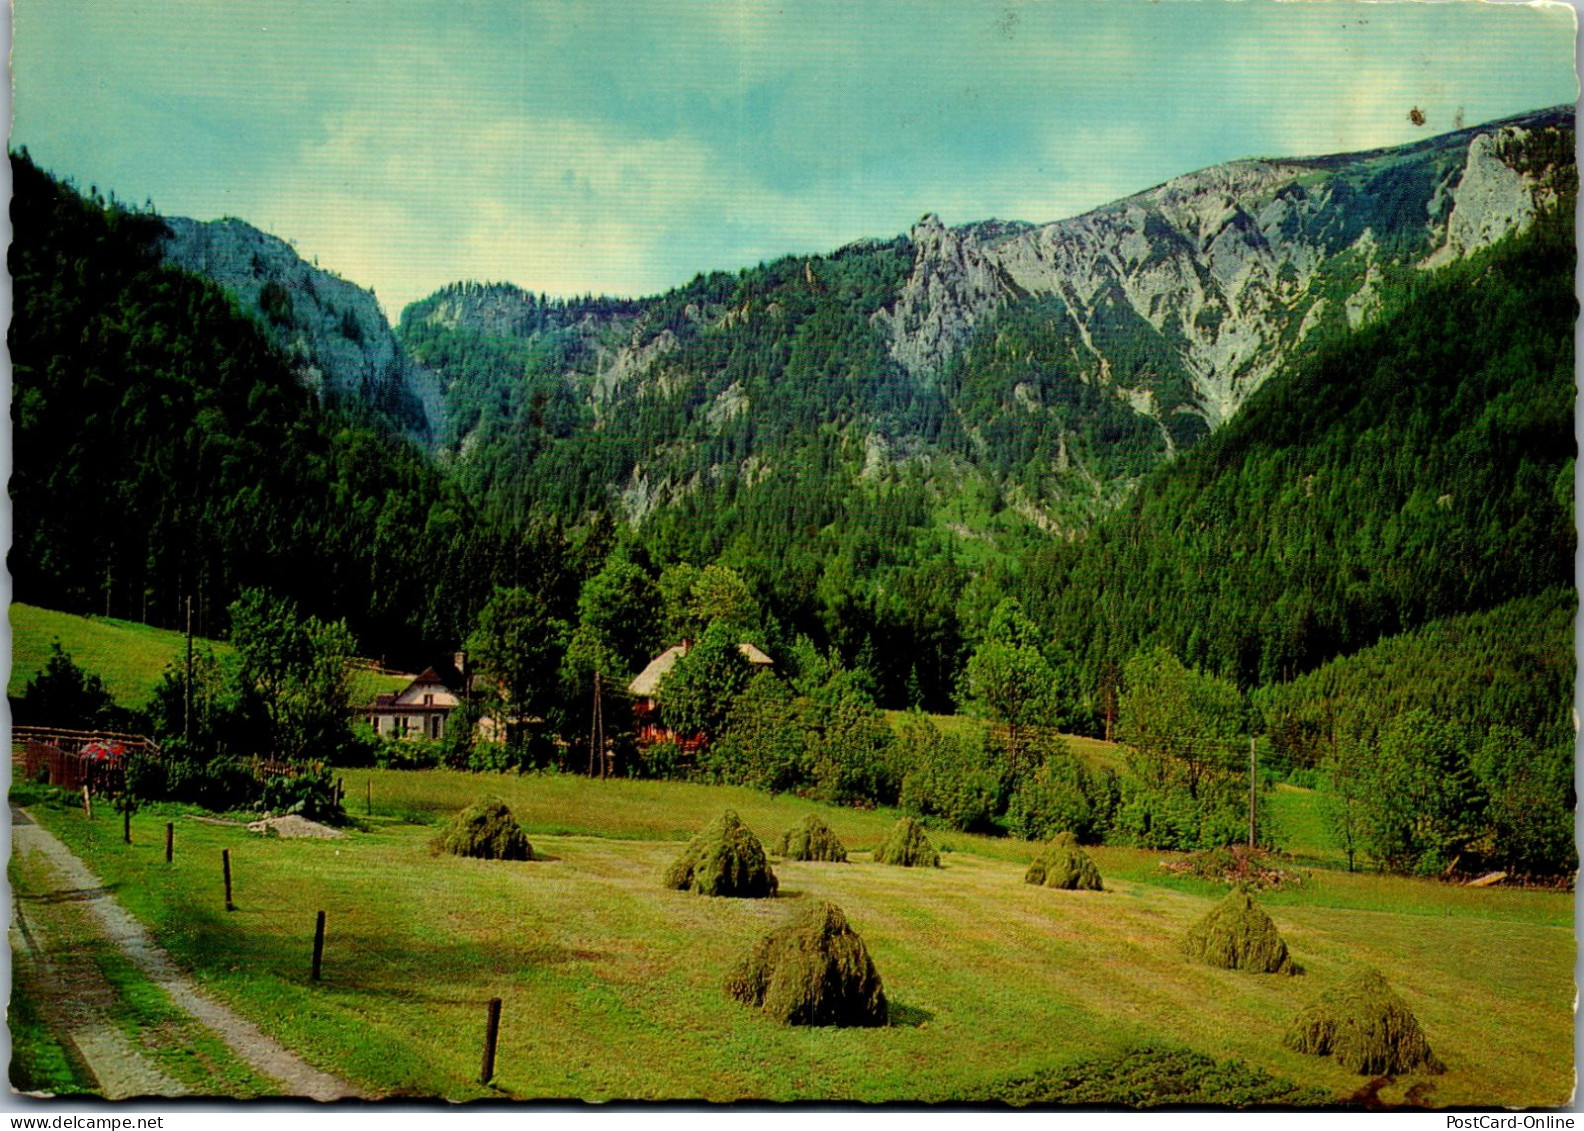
[159,216,443,440]
[1019,191,1576,701]
[399,107,1574,544]
[6,152,531,665]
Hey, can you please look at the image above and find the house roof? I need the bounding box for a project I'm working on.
[628,645,685,698]
[627,641,774,698]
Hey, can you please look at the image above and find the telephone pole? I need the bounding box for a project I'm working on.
[1248,734,1257,848]
[588,672,606,779]
[184,594,194,741]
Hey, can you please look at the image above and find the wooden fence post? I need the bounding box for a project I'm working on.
[81,785,92,820]
[165,822,174,864]
[222,849,235,911]
[123,805,131,845]
[480,997,503,1085]
[312,910,326,981]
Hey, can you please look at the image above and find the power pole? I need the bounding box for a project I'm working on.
[588,671,605,779]
[1248,734,1257,848]
[184,594,194,741]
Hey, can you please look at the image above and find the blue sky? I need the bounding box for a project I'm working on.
[12,0,1577,317]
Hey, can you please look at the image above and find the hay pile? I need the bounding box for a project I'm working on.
[775,813,849,862]
[1025,832,1103,890]
[663,809,779,897]
[872,816,940,867]
[1182,886,1294,974]
[724,901,887,1026]
[1283,969,1444,1075]
[432,796,532,860]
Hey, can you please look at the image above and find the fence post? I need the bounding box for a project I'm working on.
[480,997,503,1085]
[312,910,326,981]
[82,785,92,820]
[123,805,131,845]
[223,849,235,911]
[165,822,174,864]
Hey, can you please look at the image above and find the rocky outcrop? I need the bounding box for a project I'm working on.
[160,217,442,441]
[876,108,1572,430]
[1424,126,1554,267]
[870,213,1015,382]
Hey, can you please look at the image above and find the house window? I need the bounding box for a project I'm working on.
[431,715,442,739]
[424,694,434,706]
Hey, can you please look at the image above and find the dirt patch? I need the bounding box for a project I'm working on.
[247,814,346,839]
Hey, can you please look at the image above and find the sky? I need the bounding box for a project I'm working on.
[11,0,1578,318]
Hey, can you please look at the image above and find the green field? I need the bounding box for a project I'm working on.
[11,770,1572,1106]
[881,710,1129,774]
[8,603,409,711]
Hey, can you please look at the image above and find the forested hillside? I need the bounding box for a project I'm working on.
[1017,195,1576,709]
[399,108,1571,556]
[7,151,550,665]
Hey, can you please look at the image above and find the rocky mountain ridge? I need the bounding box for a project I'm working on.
[874,106,1573,430]
[154,107,1574,537]
[159,216,443,439]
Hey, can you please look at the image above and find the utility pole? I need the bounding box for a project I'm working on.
[588,672,605,779]
[1248,734,1257,848]
[184,594,194,741]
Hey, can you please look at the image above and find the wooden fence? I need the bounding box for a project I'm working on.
[13,727,299,795]
[13,726,159,795]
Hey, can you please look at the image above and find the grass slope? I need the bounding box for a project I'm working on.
[11,773,1571,1105]
[9,603,409,711]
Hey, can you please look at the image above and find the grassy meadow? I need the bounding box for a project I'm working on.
[8,603,409,712]
[10,769,1572,1106]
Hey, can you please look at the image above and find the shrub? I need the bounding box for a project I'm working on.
[1182,887,1295,974]
[14,643,125,731]
[775,814,848,862]
[1006,752,1114,842]
[896,714,1002,832]
[157,741,263,812]
[259,764,344,824]
[724,901,887,1026]
[663,810,778,897]
[1025,832,1103,890]
[636,739,686,780]
[970,1044,1331,1107]
[872,816,940,868]
[376,735,444,771]
[1283,968,1444,1075]
[432,796,533,860]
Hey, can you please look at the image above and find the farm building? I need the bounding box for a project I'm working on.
[364,660,467,740]
[628,640,773,745]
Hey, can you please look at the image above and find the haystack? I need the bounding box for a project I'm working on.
[1283,968,1444,1075]
[872,816,940,867]
[724,901,887,1026]
[1025,832,1103,890]
[1182,886,1294,974]
[663,809,779,897]
[433,796,532,860]
[775,814,848,862]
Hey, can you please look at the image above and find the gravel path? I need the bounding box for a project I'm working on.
[11,806,363,1100]
[10,882,188,1099]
